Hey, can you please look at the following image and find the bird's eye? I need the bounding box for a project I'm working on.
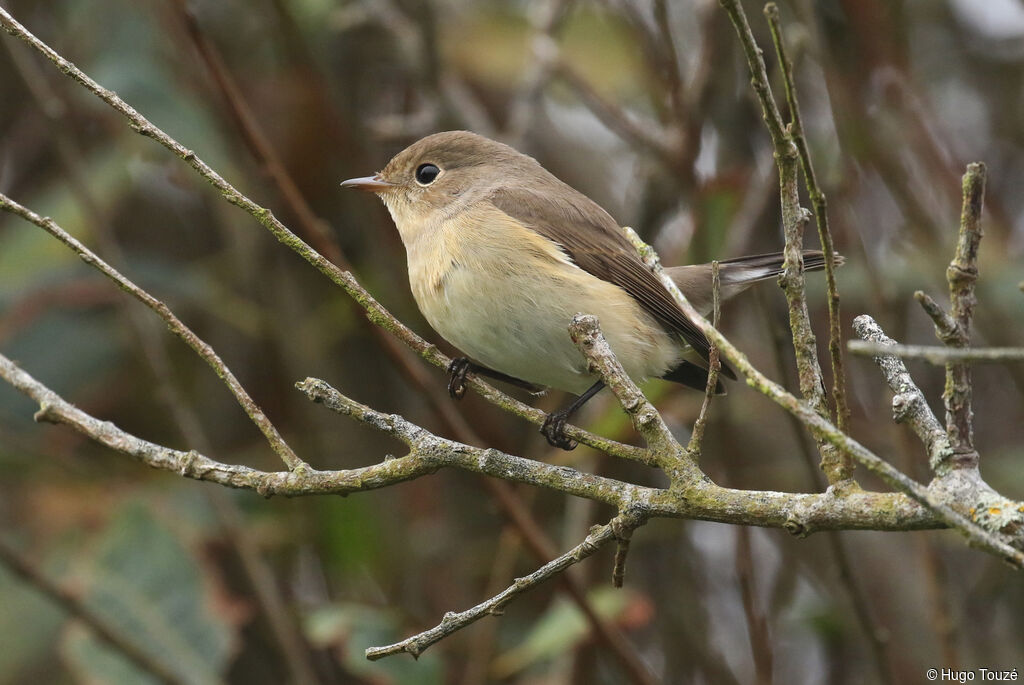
[415,163,440,185]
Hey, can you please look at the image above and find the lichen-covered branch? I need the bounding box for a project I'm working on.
[0,192,307,473]
[851,316,1024,545]
[765,2,851,436]
[0,350,953,534]
[944,163,986,456]
[0,6,643,463]
[851,316,953,472]
[568,315,684,464]
[718,0,851,484]
[623,228,1024,568]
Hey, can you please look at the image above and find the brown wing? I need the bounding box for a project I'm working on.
[488,185,736,380]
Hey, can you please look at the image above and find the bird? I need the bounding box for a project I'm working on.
[342,130,836,449]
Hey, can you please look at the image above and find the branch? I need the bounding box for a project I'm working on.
[716,0,790,152]
[168,0,342,265]
[851,316,952,472]
[0,192,307,473]
[851,316,1024,545]
[621,228,1024,567]
[365,515,621,661]
[718,0,852,484]
[0,539,186,685]
[945,163,987,456]
[1,40,322,682]
[553,59,680,166]
[848,342,1024,365]
[688,260,722,456]
[0,6,643,463]
[568,315,683,462]
[765,3,850,436]
[915,290,961,344]
[0,350,952,534]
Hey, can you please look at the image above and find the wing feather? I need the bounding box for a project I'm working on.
[488,185,736,380]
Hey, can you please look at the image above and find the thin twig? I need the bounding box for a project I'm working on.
[717,0,850,486]
[480,481,658,685]
[168,0,341,265]
[0,192,307,473]
[365,517,620,660]
[622,228,1024,567]
[0,6,642,462]
[765,2,851,438]
[609,511,645,590]
[757,294,894,685]
[716,0,790,153]
[688,260,721,455]
[1,42,322,681]
[847,341,1024,364]
[0,539,187,685]
[915,291,961,343]
[553,59,680,166]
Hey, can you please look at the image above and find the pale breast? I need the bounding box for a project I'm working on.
[402,205,683,394]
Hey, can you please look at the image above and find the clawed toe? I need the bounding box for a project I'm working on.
[541,412,578,450]
[447,358,471,399]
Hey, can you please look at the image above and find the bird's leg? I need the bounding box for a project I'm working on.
[446,357,541,399]
[540,380,605,450]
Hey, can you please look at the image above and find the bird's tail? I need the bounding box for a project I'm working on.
[666,249,842,316]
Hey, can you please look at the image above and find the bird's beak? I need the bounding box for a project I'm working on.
[340,175,395,193]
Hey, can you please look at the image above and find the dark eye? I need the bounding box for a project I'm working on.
[415,163,440,185]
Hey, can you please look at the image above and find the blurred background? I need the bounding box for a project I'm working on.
[1,0,1022,683]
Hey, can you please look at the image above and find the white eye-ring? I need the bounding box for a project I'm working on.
[415,163,441,185]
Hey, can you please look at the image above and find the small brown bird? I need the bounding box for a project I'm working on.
[343,131,834,449]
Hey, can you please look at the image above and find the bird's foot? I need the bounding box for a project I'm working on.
[447,357,472,399]
[541,410,578,451]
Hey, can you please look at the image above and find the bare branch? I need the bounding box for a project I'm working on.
[718,0,851,484]
[622,228,1024,567]
[0,6,642,462]
[365,516,621,661]
[568,315,683,461]
[0,192,307,473]
[851,316,952,471]
[553,59,680,166]
[848,341,1024,365]
[765,2,851,436]
[610,513,643,589]
[716,0,791,153]
[688,260,722,456]
[0,350,952,534]
[944,163,987,457]
[915,290,961,344]
[168,0,342,265]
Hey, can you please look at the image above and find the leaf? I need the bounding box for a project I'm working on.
[58,503,236,685]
